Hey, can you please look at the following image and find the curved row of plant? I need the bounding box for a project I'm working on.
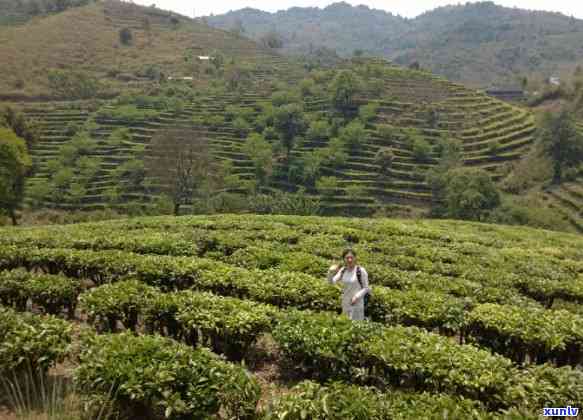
[272,310,583,411]
[0,302,546,420]
[1,217,581,308]
[1,248,582,366]
[78,279,277,361]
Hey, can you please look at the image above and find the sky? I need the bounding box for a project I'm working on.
[131,0,583,19]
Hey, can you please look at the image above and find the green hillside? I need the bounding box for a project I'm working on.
[13,57,538,217]
[207,1,583,88]
[0,214,582,417]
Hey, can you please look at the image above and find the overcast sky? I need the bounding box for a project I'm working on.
[131,0,583,19]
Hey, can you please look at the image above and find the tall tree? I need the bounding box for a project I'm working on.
[145,129,217,216]
[243,133,273,185]
[331,70,360,117]
[273,103,307,158]
[538,110,583,184]
[0,128,32,225]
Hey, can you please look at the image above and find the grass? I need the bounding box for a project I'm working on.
[0,362,118,420]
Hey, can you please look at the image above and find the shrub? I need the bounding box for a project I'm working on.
[0,307,71,374]
[264,380,494,420]
[306,119,330,141]
[412,137,432,162]
[359,102,379,124]
[47,70,102,99]
[74,332,260,419]
[79,279,157,332]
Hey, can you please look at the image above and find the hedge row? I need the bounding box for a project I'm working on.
[1,217,582,306]
[465,303,583,366]
[263,381,538,420]
[2,247,581,365]
[78,279,277,360]
[0,268,81,318]
[272,310,583,410]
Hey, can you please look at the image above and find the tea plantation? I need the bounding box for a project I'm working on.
[1,214,582,418]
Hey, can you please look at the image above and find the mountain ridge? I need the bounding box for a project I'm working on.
[207,1,583,88]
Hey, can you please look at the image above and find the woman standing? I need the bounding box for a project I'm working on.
[327,249,371,321]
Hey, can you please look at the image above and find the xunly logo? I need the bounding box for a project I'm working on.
[543,406,580,417]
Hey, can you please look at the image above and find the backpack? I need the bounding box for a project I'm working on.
[355,266,371,308]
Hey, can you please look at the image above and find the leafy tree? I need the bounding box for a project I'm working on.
[374,147,394,175]
[427,136,464,216]
[412,137,432,162]
[331,70,360,117]
[145,129,217,216]
[306,119,330,141]
[537,110,583,184]
[1,107,40,150]
[321,137,348,168]
[358,103,378,124]
[243,133,273,185]
[442,168,501,221]
[300,150,324,185]
[273,103,307,157]
[0,128,32,225]
[338,121,366,151]
[27,179,52,209]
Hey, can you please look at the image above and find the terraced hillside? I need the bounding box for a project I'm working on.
[0,214,582,417]
[543,179,583,233]
[13,57,540,216]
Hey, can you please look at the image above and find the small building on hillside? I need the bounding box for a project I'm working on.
[549,76,561,86]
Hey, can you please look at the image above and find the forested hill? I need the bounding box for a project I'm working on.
[207,1,583,87]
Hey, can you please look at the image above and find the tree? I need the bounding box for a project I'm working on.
[243,133,273,185]
[1,106,40,150]
[0,128,32,225]
[442,168,501,221]
[374,147,394,175]
[145,129,217,216]
[339,121,366,151]
[300,150,324,185]
[538,110,583,184]
[331,70,360,117]
[273,103,307,158]
[427,136,463,216]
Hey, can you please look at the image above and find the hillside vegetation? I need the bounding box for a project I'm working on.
[0,214,582,417]
[1,0,581,234]
[0,0,283,98]
[13,57,539,218]
[207,1,583,87]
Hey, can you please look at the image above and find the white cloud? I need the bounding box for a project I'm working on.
[132,0,583,19]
